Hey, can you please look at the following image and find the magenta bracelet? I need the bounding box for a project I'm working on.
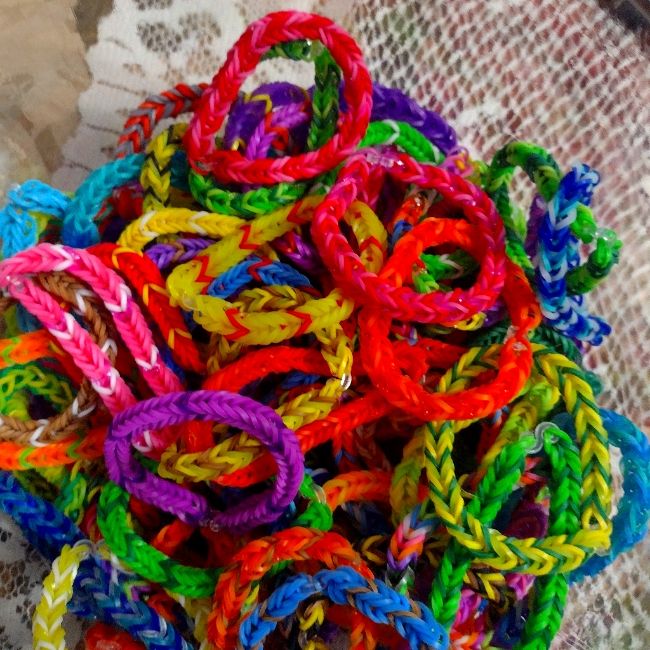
[104,390,304,531]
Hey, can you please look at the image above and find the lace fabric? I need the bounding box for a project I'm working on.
[0,1,648,648]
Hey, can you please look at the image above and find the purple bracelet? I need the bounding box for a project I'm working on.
[224,82,308,149]
[225,82,458,155]
[104,390,304,531]
[245,101,310,160]
[145,237,214,270]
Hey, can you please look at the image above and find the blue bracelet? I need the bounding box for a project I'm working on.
[535,164,611,344]
[0,472,191,649]
[551,410,650,582]
[63,154,144,247]
[238,565,449,650]
[208,254,312,299]
[0,180,69,258]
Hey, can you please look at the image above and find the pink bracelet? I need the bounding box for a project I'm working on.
[311,153,507,324]
[185,11,372,185]
[0,244,181,451]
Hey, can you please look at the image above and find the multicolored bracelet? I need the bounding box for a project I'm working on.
[237,566,448,650]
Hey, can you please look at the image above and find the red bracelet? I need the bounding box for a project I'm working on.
[185,11,372,184]
[311,153,507,324]
[89,243,205,374]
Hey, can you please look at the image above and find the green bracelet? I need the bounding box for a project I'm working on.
[430,432,530,628]
[188,39,340,217]
[97,481,220,598]
[189,117,444,218]
[0,363,73,415]
[517,426,582,649]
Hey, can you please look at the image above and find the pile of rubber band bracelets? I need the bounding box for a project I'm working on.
[0,10,648,650]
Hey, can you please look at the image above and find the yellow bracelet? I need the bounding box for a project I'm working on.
[140,123,187,211]
[423,344,612,575]
[32,541,93,650]
[117,207,245,251]
[389,344,503,522]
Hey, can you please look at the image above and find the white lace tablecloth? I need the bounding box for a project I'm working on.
[0,1,648,648]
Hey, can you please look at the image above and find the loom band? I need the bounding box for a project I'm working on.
[419,345,611,575]
[89,243,205,375]
[145,237,215,270]
[311,157,507,325]
[117,83,207,157]
[163,346,346,474]
[74,556,195,649]
[538,293,611,346]
[533,166,603,320]
[377,216,504,327]
[0,472,187,647]
[392,418,524,572]
[537,203,619,296]
[60,153,144,247]
[483,141,565,268]
[165,196,324,302]
[224,82,312,149]
[186,12,371,184]
[358,277,537,422]
[55,469,102,525]
[0,275,138,418]
[117,79,456,160]
[105,390,304,531]
[0,425,106,469]
[243,101,312,166]
[431,426,579,632]
[207,255,312,299]
[0,363,74,413]
[224,41,337,154]
[0,290,116,447]
[33,540,95,650]
[0,320,70,369]
[207,528,374,648]
[140,123,188,212]
[514,427,582,649]
[475,376,560,479]
[175,199,387,339]
[97,481,220,598]
[0,245,182,403]
[552,409,650,583]
[0,469,85,562]
[236,566,448,650]
[427,435,534,629]
[117,207,247,252]
[386,350,533,546]
[211,388,396,489]
[0,181,69,258]
[188,116,442,220]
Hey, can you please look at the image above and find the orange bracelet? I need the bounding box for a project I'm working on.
[360,221,540,421]
[0,425,106,470]
[208,527,373,648]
